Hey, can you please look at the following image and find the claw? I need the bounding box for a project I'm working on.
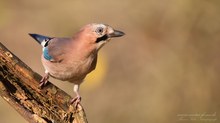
[70,95,81,109]
[39,72,49,88]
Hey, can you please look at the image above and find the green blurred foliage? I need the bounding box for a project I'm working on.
[0,0,220,123]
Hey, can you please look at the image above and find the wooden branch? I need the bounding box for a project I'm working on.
[0,42,88,123]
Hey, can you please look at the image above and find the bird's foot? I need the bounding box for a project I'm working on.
[39,73,49,88]
[70,95,81,109]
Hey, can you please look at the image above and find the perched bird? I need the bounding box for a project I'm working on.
[29,23,125,107]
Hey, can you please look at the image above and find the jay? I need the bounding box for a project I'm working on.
[29,23,124,107]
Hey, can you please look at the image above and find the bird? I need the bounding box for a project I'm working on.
[29,23,125,108]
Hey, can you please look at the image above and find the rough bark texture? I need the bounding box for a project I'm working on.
[0,42,88,123]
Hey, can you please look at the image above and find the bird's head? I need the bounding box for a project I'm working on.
[77,23,125,51]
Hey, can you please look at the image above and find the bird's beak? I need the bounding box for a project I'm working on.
[108,30,125,38]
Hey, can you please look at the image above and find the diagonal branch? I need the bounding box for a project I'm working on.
[0,42,88,123]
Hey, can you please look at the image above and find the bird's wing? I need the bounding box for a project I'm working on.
[45,37,71,62]
[29,33,72,62]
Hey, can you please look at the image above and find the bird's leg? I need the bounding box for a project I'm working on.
[39,70,49,88]
[70,84,81,109]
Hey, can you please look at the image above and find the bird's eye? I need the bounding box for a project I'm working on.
[96,27,104,34]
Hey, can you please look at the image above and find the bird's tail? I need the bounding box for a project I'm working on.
[29,33,53,46]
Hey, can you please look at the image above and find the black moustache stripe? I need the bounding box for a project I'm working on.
[96,34,108,43]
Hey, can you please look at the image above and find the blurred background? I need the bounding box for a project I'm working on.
[0,0,220,123]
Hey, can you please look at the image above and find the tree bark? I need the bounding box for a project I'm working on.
[0,42,88,123]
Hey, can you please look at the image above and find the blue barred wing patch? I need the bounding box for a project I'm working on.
[43,47,53,61]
